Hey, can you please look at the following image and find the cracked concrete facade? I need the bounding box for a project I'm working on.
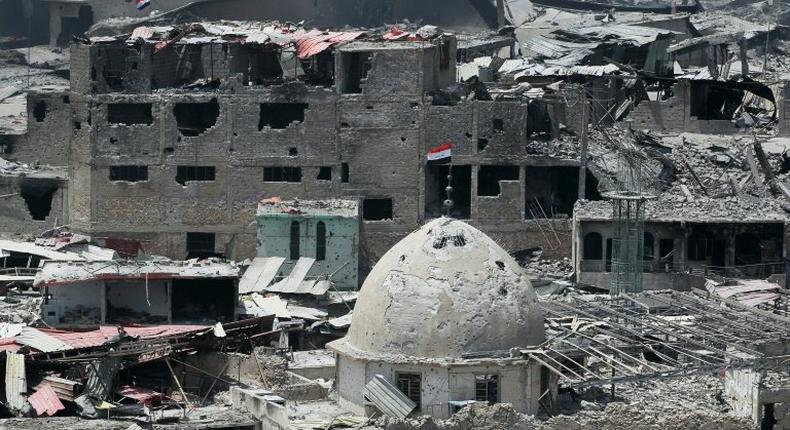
[3,32,589,275]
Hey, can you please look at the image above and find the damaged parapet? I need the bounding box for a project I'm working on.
[34,259,240,326]
[328,218,547,420]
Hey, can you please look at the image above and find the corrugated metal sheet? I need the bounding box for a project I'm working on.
[296,30,364,59]
[43,376,80,402]
[5,351,27,412]
[84,357,121,401]
[117,385,163,405]
[252,294,291,319]
[239,257,285,294]
[266,257,316,294]
[28,383,64,416]
[362,375,416,419]
[17,327,71,352]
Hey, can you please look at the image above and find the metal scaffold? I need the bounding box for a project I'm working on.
[605,148,656,295]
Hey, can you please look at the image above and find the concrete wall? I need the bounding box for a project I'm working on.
[258,215,359,290]
[335,355,541,420]
[44,281,102,324]
[7,38,591,273]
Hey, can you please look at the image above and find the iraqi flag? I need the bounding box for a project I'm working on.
[427,141,452,164]
[136,0,151,10]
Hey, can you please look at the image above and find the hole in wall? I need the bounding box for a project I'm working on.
[263,166,301,183]
[62,96,70,104]
[492,118,504,132]
[363,198,393,221]
[73,121,81,130]
[19,178,58,221]
[33,101,47,122]
[288,147,298,156]
[478,138,489,152]
[478,165,519,196]
[317,166,332,180]
[107,103,153,125]
[258,103,308,130]
[495,261,505,270]
[173,99,220,136]
[341,163,349,183]
[164,147,174,155]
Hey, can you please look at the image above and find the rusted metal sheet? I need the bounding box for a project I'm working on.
[43,376,81,402]
[28,383,65,416]
[117,385,163,405]
[5,351,27,413]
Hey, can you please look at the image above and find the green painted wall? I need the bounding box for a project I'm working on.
[257,214,359,290]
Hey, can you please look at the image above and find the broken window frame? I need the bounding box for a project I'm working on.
[263,166,302,183]
[109,165,149,182]
[258,103,308,130]
[107,103,153,126]
[474,374,499,404]
[396,372,422,408]
[362,198,393,221]
[176,166,216,184]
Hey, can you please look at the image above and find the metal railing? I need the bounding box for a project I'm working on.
[580,260,784,279]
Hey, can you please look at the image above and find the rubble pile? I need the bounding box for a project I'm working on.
[0,294,41,324]
[523,257,574,279]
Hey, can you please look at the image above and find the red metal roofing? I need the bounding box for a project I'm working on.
[296,30,364,59]
[0,337,20,352]
[28,383,65,417]
[37,325,208,350]
[118,385,163,405]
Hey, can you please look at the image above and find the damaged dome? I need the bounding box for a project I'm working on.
[345,217,545,359]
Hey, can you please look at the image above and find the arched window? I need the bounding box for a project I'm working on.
[290,221,300,260]
[687,233,707,261]
[583,232,603,260]
[316,221,326,261]
[643,232,655,260]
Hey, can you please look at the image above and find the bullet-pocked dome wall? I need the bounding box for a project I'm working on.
[345,217,545,358]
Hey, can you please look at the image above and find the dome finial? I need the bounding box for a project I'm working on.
[443,167,454,217]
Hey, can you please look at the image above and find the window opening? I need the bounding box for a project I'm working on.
[110,165,148,182]
[290,221,301,260]
[316,221,327,261]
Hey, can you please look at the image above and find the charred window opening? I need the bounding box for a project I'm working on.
[258,103,307,130]
[527,101,552,137]
[425,165,471,219]
[302,51,335,86]
[492,118,504,132]
[290,221,300,260]
[477,138,489,152]
[33,101,47,122]
[110,165,148,182]
[363,198,393,221]
[340,52,373,94]
[57,5,93,47]
[176,166,216,185]
[316,221,327,261]
[396,373,421,408]
[174,100,220,136]
[341,163,350,183]
[317,166,332,180]
[171,278,235,323]
[644,232,655,260]
[102,47,135,91]
[475,375,498,404]
[524,166,581,219]
[186,232,219,259]
[583,232,603,260]
[478,165,519,196]
[251,49,284,85]
[689,82,745,121]
[107,103,153,125]
[659,238,674,263]
[19,178,58,221]
[687,232,708,261]
[263,167,302,183]
[440,41,451,70]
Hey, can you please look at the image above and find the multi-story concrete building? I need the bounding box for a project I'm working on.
[2,23,598,280]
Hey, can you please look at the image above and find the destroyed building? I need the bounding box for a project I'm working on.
[329,218,546,419]
[8,0,790,428]
[1,21,599,279]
